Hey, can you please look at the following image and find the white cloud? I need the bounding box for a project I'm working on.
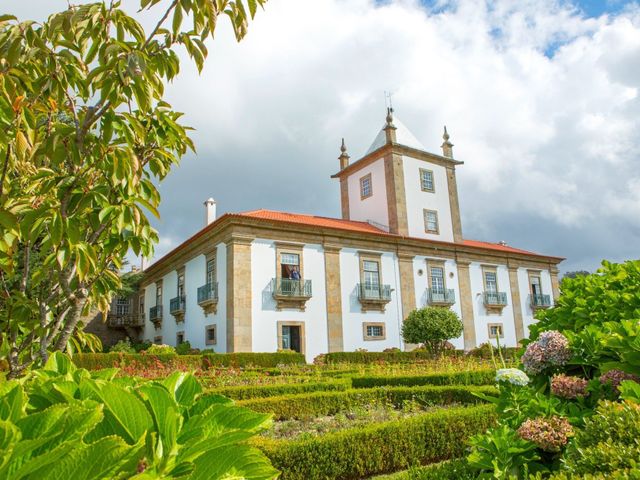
[4,0,640,271]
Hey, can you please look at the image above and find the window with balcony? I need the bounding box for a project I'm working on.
[427,262,455,305]
[273,245,311,311]
[360,173,372,199]
[115,297,130,316]
[206,257,216,286]
[529,271,551,309]
[170,268,186,322]
[363,322,386,340]
[198,253,219,315]
[358,253,391,312]
[420,168,435,192]
[482,267,507,313]
[423,209,439,234]
[150,281,163,326]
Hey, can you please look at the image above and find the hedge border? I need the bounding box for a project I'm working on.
[209,380,352,400]
[255,403,496,480]
[351,369,495,388]
[239,385,497,420]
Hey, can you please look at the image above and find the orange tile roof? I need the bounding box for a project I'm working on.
[237,209,559,259]
[237,209,393,235]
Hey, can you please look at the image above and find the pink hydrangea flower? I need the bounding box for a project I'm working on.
[521,330,571,375]
[550,374,589,399]
[517,416,573,452]
[599,369,640,392]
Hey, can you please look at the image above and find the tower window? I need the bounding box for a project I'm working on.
[424,209,439,234]
[360,173,372,199]
[420,169,435,192]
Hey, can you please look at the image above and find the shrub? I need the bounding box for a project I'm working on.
[467,343,520,362]
[239,385,497,420]
[203,352,306,368]
[211,380,352,401]
[109,338,136,354]
[352,370,495,388]
[321,350,464,365]
[406,459,479,479]
[146,343,176,355]
[0,352,278,479]
[401,307,463,355]
[72,353,203,371]
[175,340,192,355]
[255,404,496,480]
[133,340,152,352]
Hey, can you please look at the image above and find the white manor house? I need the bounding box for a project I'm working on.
[107,110,563,361]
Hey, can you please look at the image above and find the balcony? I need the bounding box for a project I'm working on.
[197,282,219,315]
[170,296,186,322]
[483,291,508,314]
[427,288,456,306]
[149,305,162,327]
[530,293,551,310]
[272,278,312,311]
[107,313,145,329]
[357,283,392,313]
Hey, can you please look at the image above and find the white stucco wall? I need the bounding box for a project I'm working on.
[403,155,454,242]
[250,239,329,363]
[517,268,554,338]
[411,256,464,349]
[142,242,227,351]
[339,249,403,352]
[347,157,389,228]
[469,262,518,347]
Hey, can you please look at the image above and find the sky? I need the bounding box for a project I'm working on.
[4,0,640,275]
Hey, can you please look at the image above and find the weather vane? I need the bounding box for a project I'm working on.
[384,90,394,111]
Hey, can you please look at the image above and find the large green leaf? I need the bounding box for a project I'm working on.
[0,384,25,422]
[190,445,279,480]
[92,383,153,444]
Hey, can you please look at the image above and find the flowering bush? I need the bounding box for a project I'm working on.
[496,368,530,386]
[521,330,571,375]
[599,369,640,392]
[550,374,589,399]
[517,416,574,452]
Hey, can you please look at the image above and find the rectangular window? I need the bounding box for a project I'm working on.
[420,169,434,192]
[176,332,185,345]
[484,271,498,293]
[153,336,162,344]
[156,283,163,306]
[488,323,504,339]
[280,252,300,279]
[530,275,542,295]
[360,173,372,199]
[424,209,439,234]
[177,272,185,298]
[115,297,129,316]
[205,325,217,345]
[363,260,380,286]
[430,266,445,293]
[206,257,216,286]
[363,322,386,340]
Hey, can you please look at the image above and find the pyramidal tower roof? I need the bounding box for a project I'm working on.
[365,115,425,155]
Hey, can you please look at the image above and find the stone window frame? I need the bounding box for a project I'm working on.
[360,173,373,200]
[426,260,447,291]
[363,322,386,341]
[488,323,504,339]
[276,320,306,355]
[153,335,162,344]
[482,265,499,293]
[358,251,383,286]
[205,251,217,286]
[205,324,217,345]
[527,269,544,296]
[275,242,304,280]
[423,209,439,234]
[176,331,185,345]
[155,279,163,306]
[419,168,435,193]
[176,266,186,298]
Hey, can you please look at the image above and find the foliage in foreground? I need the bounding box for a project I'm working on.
[401,307,463,355]
[0,0,265,377]
[467,260,640,479]
[0,352,278,479]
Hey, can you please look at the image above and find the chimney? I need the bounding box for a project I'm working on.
[204,198,216,226]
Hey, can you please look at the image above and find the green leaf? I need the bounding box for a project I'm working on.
[190,445,279,480]
[94,383,153,444]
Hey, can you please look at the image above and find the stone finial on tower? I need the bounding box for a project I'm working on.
[339,138,350,170]
[383,107,397,144]
[441,126,454,158]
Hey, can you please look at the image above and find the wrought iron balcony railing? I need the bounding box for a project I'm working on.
[483,291,508,306]
[272,278,312,298]
[357,283,392,301]
[427,288,456,305]
[530,293,551,308]
[170,296,186,314]
[149,305,162,323]
[197,282,219,304]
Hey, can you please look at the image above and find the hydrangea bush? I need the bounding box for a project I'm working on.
[468,260,640,479]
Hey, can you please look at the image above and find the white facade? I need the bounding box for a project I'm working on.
[347,157,389,229]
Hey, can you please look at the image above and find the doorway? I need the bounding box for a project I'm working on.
[278,321,305,354]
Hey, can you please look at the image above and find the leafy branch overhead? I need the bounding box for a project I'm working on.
[0,0,266,377]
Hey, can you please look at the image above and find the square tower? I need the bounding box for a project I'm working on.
[332,110,464,242]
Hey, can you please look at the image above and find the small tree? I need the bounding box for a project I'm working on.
[401,307,463,355]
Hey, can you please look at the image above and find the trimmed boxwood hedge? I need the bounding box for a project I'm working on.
[238,385,496,420]
[351,369,495,388]
[71,351,306,370]
[209,380,352,400]
[255,403,496,480]
[322,350,464,364]
[369,459,476,480]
